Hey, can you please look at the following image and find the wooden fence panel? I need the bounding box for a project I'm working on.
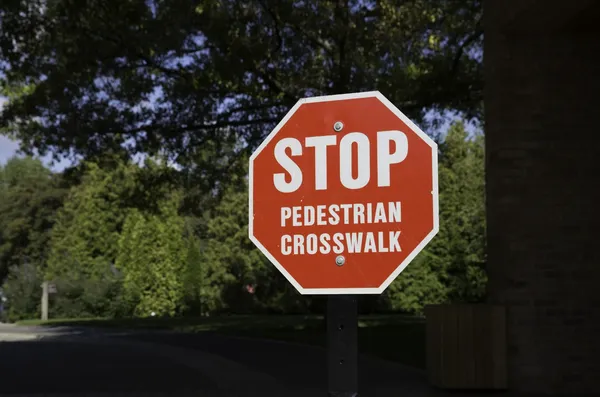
[425,304,507,390]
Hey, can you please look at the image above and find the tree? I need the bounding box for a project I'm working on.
[199,177,252,314]
[435,121,486,302]
[1,261,41,321]
[44,161,136,282]
[41,160,138,317]
[181,223,204,316]
[1,0,482,175]
[384,252,448,314]
[1,0,486,317]
[116,193,186,317]
[384,121,486,313]
[0,157,66,281]
[42,156,180,317]
[200,164,309,315]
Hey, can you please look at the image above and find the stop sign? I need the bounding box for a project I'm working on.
[249,91,438,294]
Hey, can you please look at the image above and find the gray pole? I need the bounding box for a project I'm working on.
[41,281,49,321]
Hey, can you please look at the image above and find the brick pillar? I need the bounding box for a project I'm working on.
[484,0,600,393]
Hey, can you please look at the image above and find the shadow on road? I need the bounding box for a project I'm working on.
[0,325,513,397]
[114,330,431,395]
[0,330,216,395]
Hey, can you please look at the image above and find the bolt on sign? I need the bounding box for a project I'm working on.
[249,91,439,294]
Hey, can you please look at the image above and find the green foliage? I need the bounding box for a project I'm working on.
[116,194,186,318]
[41,160,135,318]
[199,181,250,313]
[435,122,487,302]
[0,121,486,320]
[0,156,66,281]
[384,253,448,314]
[0,157,66,321]
[200,169,309,315]
[45,161,136,282]
[1,261,41,322]
[0,0,482,173]
[41,157,178,318]
[49,270,124,319]
[181,227,204,316]
[384,121,486,313]
[0,0,487,319]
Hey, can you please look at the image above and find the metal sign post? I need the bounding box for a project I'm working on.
[327,295,358,397]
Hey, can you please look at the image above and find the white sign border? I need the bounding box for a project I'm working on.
[248,91,439,295]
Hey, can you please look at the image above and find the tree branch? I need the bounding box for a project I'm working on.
[451,18,483,74]
[255,69,297,102]
[286,21,334,55]
[333,0,350,94]
[258,0,283,53]
[216,101,284,120]
[79,24,191,81]
[125,116,280,137]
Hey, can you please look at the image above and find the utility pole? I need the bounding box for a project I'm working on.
[41,281,49,321]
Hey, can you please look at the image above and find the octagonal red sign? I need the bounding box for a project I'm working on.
[249,91,438,294]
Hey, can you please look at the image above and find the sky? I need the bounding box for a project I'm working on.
[0,98,24,167]
[0,97,479,173]
[0,135,19,164]
[0,134,72,171]
[0,98,18,165]
[0,97,71,171]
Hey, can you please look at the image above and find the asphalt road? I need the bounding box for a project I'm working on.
[0,338,214,394]
[118,331,429,394]
[0,324,463,397]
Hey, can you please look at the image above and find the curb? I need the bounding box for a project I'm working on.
[0,332,42,342]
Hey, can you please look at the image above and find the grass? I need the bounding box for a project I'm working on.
[17,313,426,369]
